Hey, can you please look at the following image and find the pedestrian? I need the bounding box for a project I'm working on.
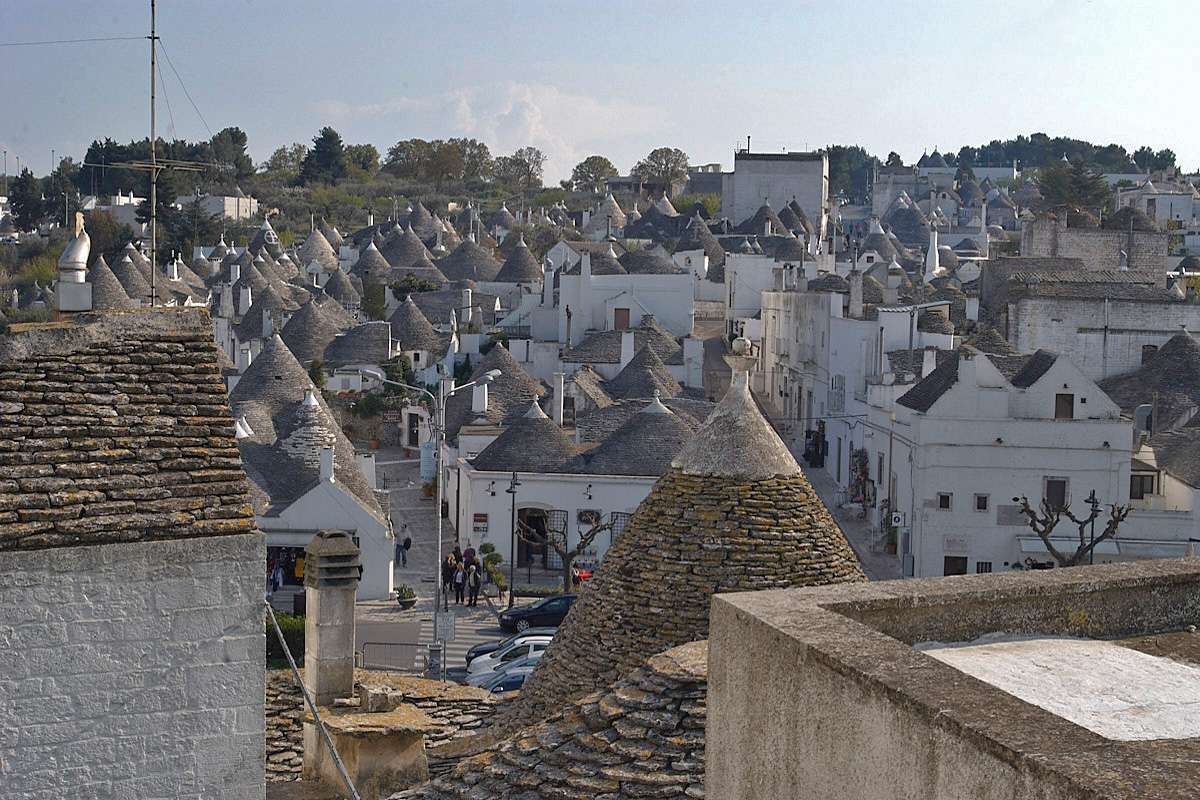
[467,560,481,606]
[462,544,476,566]
[441,555,456,611]
[453,562,466,605]
[452,544,463,565]
[401,533,411,568]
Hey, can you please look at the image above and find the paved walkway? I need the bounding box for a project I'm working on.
[802,464,903,581]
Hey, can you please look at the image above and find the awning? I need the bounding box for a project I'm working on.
[1018,536,1190,558]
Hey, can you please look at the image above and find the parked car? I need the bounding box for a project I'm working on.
[498,594,578,632]
[466,635,551,676]
[486,670,530,695]
[466,653,542,687]
[464,628,557,667]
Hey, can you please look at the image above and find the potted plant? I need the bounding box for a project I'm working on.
[885,528,898,555]
[394,584,417,610]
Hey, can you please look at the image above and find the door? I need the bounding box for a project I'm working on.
[943,556,968,576]
[407,413,420,447]
[836,437,843,484]
[613,307,630,330]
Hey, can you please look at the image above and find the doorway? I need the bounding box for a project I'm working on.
[406,413,420,448]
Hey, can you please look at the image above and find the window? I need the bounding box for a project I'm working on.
[1141,344,1159,364]
[1130,473,1157,500]
[937,493,952,510]
[943,556,968,576]
[974,494,989,512]
[1045,478,1069,510]
[501,645,530,662]
[1055,393,1075,420]
[975,561,993,574]
[613,308,630,330]
[412,352,421,364]
[877,453,885,485]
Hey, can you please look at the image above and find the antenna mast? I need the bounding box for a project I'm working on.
[149,0,158,305]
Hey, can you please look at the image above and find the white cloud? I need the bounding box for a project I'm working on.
[309,83,659,182]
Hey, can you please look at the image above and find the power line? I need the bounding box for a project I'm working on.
[0,35,145,47]
[157,39,213,139]
[156,56,177,141]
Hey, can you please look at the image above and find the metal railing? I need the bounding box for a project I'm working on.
[359,641,427,673]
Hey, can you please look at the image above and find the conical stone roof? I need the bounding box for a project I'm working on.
[388,295,443,353]
[436,240,502,282]
[381,224,433,270]
[110,253,153,302]
[349,241,391,282]
[400,641,707,800]
[605,346,681,400]
[488,204,516,231]
[574,395,693,476]
[470,401,577,473]
[500,375,865,729]
[87,255,135,310]
[322,269,361,307]
[494,235,542,283]
[299,227,338,271]
[444,344,545,439]
[318,219,344,251]
[408,200,436,240]
[280,299,340,365]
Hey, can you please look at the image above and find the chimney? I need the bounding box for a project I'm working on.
[619,330,636,369]
[764,218,771,237]
[923,225,939,282]
[581,252,592,281]
[262,310,274,339]
[318,445,335,482]
[849,269,864,319]
[542,259,554,306]
[461,287,473,326]
[921,348,937,378]
[230,262,241,284]
[167,256,180,282]
[239,285,253,316]
[471,382,489,415]
[302,530,360,707]
[773,265,786,291]
[366,211,374,227]
[553,372,565,426]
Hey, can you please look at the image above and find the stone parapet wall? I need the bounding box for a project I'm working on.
[0,532,266,800]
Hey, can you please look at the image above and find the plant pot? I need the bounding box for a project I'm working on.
[396,597,417,610]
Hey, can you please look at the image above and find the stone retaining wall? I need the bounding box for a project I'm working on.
[265,669,499,782]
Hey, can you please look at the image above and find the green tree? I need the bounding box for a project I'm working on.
[210,127,253,178]
[299,127,348,186]
[1151,148,1176,171]
[885,151,903,167]
[362,281,387,320]
[345,143,380,178]
[390,275,440,299]
[83,210,135,260]
[632,147,688,194]
[495,146,547,191]
[671,193,721,218]
[570,155,618,194]
[42,158,82,227]
[1039,159,1112,211]
[825,145,878,204]
[384,138,432,180]
[261,143,308,177]
[1132,146,1155,171]
[449,138,492,179]
[426,140,465,190]
[9,169,44,231]
[308,359,326,389]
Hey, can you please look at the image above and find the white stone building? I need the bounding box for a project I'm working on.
[721,149,828,234]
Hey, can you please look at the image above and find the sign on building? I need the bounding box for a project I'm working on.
[473,513,488,534]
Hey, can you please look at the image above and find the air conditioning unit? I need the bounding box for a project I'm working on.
[891,511,905,527]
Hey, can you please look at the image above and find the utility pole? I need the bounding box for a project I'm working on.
[3,149,6,196]
[149,0,158,304]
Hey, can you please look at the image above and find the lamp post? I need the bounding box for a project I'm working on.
[357,366,501,617]
[1086,489,1099,565]
[506,471,521,609]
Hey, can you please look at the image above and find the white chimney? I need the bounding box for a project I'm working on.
[543,259,554,306]
[619,330,636,369]
[367,211,374,227]
[849,269,863,319]
[553,372,565,426]
[238,285,253,316]
[921,348,937,378]
[318,446,335,483]
[581,252,592,281]
[262,310,274,339]
[230,262,241,284]
[471,382,489,415]
[461,287,473,326]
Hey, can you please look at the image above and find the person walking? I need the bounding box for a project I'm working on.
[441,554,456,611]
[466,561,481,607]
[452,544,463,565]
[453,561,467,605]
[400,533,411,568]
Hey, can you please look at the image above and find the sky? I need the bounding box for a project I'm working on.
[2,0,1198,184]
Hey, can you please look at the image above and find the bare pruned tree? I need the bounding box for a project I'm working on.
[1015,494,1132,567]
[516,512,613,592]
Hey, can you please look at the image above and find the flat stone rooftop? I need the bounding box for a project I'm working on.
[708,558,1200,800]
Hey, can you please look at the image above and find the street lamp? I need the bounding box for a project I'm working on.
[506,471,522,609]
[357,366,501,617]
